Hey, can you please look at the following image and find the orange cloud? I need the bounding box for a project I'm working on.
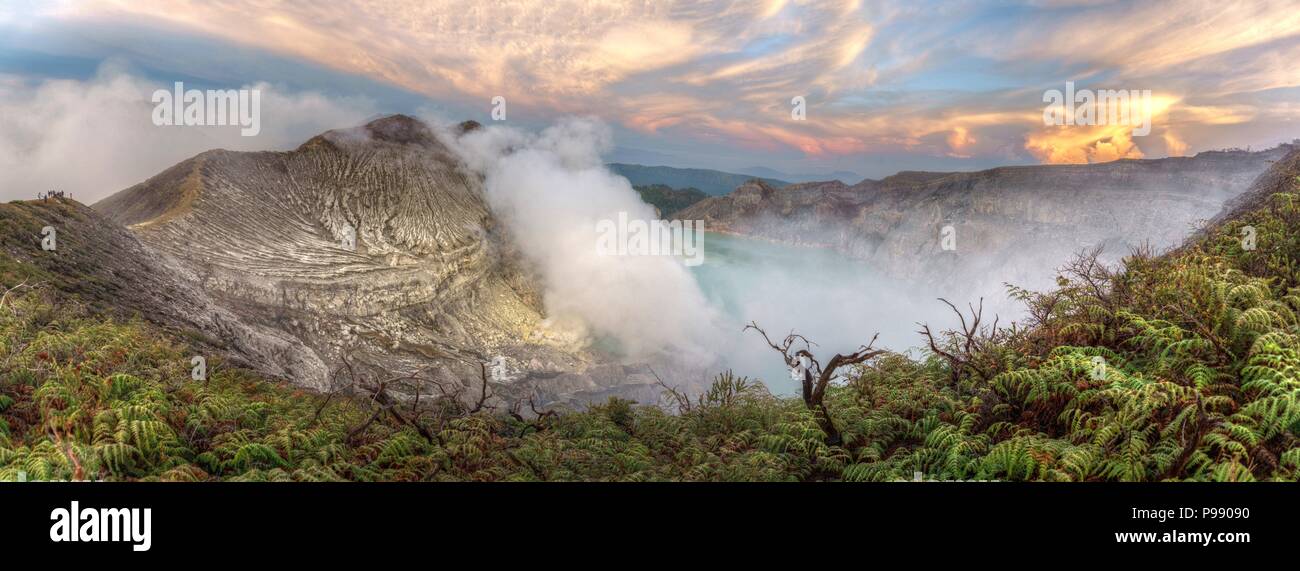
[1025,125,1146,164]
[48,0,1300,162]
[1163,131,1189,157]
[946,126,977,158]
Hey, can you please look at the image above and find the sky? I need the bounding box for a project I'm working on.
[1,0,1299,198]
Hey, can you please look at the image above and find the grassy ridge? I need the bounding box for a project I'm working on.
[633,184,709,217]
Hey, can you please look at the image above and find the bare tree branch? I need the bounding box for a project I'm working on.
[918,297,1005,397]
[745,321,885,443]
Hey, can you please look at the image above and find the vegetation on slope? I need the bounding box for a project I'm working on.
[609,163,787,196]
[633,184,709,218]
[2,174,1300,482]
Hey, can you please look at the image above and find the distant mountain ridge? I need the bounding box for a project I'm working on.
[738,166,862,185]
[632,184,709,217]
[676,146,1296,298]
[607,163,788,196]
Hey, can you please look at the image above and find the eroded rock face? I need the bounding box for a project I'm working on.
[0,199,324,386]
[93,115,660,406]
[676,147,1293,296]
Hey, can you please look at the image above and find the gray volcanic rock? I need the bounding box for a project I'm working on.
[92,115,660,407]
[677,146,1294,295]
[1208,147,1300,228]
[0,198,323,384]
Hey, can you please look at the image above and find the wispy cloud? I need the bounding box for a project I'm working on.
[0,62,376,202]
[24,0,1300,170]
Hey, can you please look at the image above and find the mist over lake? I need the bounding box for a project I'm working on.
[689,232,970,395]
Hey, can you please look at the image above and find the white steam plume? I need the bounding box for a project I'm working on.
[450,118,724,363]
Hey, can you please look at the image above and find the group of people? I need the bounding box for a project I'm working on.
[39,190,68,201]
